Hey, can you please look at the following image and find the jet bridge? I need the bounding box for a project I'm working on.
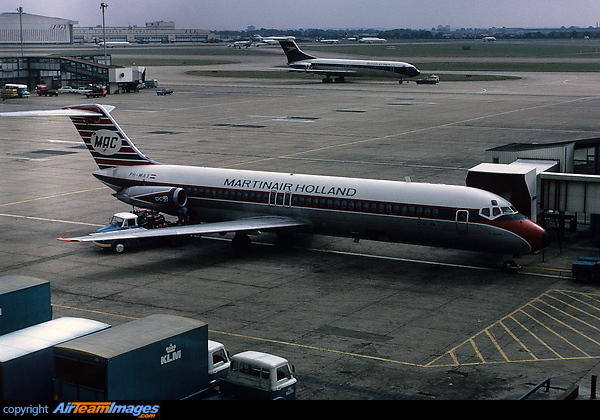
[467,160,558,222]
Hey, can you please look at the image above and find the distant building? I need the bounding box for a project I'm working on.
[0,12,77,44]
[0,12,216,45]
[74,21,217,44]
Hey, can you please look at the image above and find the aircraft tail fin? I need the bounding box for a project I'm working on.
[278,39,316,63]
[63,104,159,169]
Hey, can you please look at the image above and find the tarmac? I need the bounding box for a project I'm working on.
[2,54,600,399]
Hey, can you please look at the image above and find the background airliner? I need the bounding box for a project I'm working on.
[278,39,421,83]
[0,104,550,270]
[94,39,131,47]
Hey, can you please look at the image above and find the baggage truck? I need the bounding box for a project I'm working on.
[572,256,600,282]
[0,318,110,400]
[53,314,208,400]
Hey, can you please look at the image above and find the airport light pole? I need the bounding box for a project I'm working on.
[100,3,108,64]
[17,7,23,57]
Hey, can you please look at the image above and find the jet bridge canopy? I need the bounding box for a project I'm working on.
[467,160,558,221]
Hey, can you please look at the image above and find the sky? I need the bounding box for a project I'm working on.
[4,0,600,31]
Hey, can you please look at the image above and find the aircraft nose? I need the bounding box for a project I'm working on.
[410,67,421,77]
[529,224,551,253]
[541,229,551,249]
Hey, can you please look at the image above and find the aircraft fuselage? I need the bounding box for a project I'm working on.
[290,58,421,79]
[93,164,549,256]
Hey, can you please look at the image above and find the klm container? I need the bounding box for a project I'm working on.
[0,275,51,335]
[0,317,110,400]
[53,314,208,400]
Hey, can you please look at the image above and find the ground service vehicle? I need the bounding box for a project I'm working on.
[36,85,59,96]
[89,209,177,253]
[572,257,600,282]
[416,75,440,84]
[156,88,173,95]
[58,86,75,93]
[85,87,107,98]
[208,340,231,382]
[1,84,29,99]
[219,351,297,400]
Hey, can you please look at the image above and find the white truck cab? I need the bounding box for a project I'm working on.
[220,351,296,400]
[109,212,138,228]
[208,340,230,382]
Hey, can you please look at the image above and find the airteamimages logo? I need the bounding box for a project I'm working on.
[52,402,160,418]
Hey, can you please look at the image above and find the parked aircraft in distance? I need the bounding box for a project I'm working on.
[229,35,294,48]
[278,39,421,83]
[358,37,387,43]
[253,35,295,45]
[0,104,550,270]
[94,40,131,47]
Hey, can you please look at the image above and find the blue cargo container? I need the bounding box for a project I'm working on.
[53,314,208,400]
[0,275,51,335]
[0,317,110,400]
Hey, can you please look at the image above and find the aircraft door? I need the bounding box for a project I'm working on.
[455,210,469,233]
[269,191,292,207]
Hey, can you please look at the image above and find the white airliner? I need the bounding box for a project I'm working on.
[0,104,550,269]
[229,35,294,48]
[358,37,387,43]
[278,39,420,83]
[253,35,295,45]
[95,41,131,47]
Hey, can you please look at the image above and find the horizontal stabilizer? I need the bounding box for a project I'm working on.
[0,105,112,117]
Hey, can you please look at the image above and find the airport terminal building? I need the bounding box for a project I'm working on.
[0,12,77,44]
[0,12,216,45]
[74,21,217,44]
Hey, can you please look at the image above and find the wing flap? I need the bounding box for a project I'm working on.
[57,216,307,242]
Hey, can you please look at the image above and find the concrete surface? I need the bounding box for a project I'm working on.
[2,55,600,399]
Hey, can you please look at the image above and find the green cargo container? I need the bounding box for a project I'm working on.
[53,314,208,400]
[0,276,51,335]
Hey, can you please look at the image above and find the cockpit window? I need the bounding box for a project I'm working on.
[479,205,519,220]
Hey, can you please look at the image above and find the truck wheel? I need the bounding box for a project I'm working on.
[574,268,591,283]
[112,241,126,253]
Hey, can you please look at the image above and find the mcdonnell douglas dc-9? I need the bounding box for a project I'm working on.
[278,39,421,83]
[1,104,550,270]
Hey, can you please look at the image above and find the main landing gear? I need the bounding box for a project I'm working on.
[231,232,252,253]
[322,76,346,83]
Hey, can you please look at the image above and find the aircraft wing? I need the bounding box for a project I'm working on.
[57,216,307,243]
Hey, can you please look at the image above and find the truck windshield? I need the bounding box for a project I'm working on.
[276,364,293,382]
[110,216,125,226]
[212,349,229,369]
